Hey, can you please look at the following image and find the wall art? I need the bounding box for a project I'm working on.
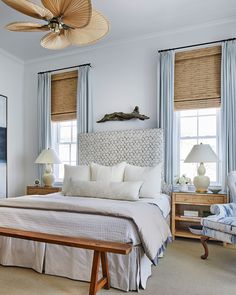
[0,95,7,198]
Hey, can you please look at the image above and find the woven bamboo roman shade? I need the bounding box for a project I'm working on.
[51,70,78,121]
[174,46,221,110]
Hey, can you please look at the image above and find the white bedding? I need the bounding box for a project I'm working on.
[0,192,170,245]
[0,200,141,245]
[139,194,171,218]
[0,192,171,291]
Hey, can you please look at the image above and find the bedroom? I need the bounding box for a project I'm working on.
[0,0,235,294]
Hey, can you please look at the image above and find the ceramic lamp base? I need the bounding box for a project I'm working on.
[42,165,55,187]
[42,173,55,187]
[193,162,210,193]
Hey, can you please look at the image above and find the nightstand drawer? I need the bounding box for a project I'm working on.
[174,193,226,205]
[27,186,61,195]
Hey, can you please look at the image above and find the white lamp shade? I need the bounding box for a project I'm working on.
[35,148,61,164]
[184,143,218,163]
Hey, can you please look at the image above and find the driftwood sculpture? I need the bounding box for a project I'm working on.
[97,106,150,123]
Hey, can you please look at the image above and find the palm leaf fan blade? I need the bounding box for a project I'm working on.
[41,31,71,50]
[6,22,49,32]
[66,10,109,45]
[2,0,53,20]
[41,0,65,17]
[41,0,92,28]
[61,0,92,28]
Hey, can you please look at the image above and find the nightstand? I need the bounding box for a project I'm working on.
[172,192,229,240]
[26,186,62,195]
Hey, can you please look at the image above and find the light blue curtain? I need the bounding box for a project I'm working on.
[37,73,51,178]
[157,51,175,186]
[77,65,93,163]
[221,40,236,193]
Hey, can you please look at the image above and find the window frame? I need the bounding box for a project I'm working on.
[173,108,221,186]
[52,120,77,184]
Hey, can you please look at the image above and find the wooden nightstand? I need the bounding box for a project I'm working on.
[172,192,229,240]
[26,186,62,195]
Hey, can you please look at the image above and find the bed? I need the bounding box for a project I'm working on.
[0,128,171,291]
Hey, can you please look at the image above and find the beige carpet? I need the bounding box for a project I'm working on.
[0,239,235,295]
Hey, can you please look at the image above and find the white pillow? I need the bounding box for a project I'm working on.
[90,162,126,182]
[66,180,143,201]
[62,165,90,194]
[124,164,162,198]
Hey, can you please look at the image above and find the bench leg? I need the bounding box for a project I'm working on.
[201,236,210,260]
[89,251,110,295]
[101,252,110,289]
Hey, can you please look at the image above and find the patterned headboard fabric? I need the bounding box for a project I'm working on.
[78,128,163,168]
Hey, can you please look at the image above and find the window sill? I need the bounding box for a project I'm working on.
[54,181,63,187]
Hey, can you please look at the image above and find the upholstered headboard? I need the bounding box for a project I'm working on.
[78,128,163,168]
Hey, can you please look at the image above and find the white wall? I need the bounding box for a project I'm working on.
[23,20,236,186]
[0,50,25,197]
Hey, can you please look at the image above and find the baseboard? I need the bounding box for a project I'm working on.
[223,243,236,250]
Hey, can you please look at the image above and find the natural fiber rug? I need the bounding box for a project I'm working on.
[0,239,235,295]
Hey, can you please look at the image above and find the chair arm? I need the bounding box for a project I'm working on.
[210,203,236,218]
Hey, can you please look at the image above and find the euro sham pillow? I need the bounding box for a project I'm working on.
[62,165,91,194]
[124,164,162,198]
[90,162,126,182]
[66,180,143,201]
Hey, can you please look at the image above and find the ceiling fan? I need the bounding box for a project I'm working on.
[1,0,109,50]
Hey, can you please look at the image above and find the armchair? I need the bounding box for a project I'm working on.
[200,172,236,259]
[200,203,236,259]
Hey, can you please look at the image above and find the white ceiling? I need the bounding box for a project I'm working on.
[0,0,236,61]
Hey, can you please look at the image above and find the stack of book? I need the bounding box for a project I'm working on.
[181,210,200,219]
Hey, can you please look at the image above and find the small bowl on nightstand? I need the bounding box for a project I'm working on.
[189,225,203,235]
[209,187,222,194]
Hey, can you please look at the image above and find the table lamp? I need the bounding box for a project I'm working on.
[184,143,218,193]
[35,148,61,187]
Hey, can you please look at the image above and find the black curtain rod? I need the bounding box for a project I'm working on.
[38,63,91,75]
[158,37,236,53]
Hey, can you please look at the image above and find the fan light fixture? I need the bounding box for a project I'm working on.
[1,0,109,50]
[48,18,64,33]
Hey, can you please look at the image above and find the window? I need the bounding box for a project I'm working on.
[51,70,78,183]
[52,120,77,182]
[174,108,220,185]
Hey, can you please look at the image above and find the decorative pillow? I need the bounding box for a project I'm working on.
[90,162,126,182]
[62,165,90,194]
[124,164,162,198]
[66,180,143,201]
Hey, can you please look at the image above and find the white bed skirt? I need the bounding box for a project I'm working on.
[0,237,152,291]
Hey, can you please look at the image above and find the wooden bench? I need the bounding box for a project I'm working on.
[0,227,132,295]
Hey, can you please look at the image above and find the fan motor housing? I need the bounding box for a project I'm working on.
[48,18,64,33]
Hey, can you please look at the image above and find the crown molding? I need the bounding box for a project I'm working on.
[0,48,24,65]
[25,16,236,65]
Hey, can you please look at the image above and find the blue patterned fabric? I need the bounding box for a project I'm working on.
[210,203,236,217]
[202,227,236,244]
[202,203,236,244]
[202,217,236,235]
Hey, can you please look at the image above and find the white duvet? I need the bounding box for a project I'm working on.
[0,193,171,262]
[0,193,170,259]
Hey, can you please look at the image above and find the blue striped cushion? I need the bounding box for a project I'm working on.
[202,217,236,235]
[202,227,236,244]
